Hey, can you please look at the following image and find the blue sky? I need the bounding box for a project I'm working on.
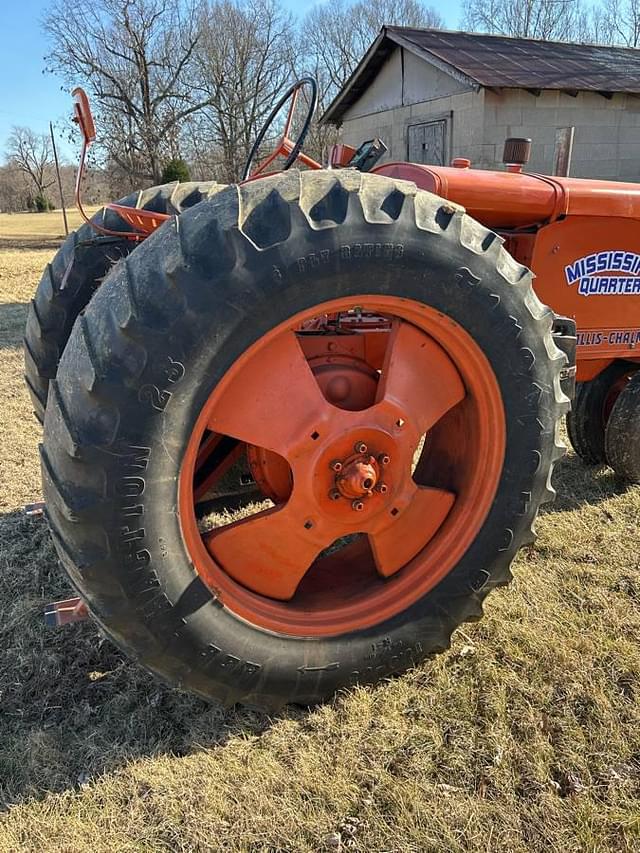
[0,0,463,159]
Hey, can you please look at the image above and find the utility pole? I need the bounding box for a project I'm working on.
[50,121,69,236]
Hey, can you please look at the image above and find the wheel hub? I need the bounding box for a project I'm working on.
[336,454,379,498]
[316,429,400,522]
[330,443,390,511]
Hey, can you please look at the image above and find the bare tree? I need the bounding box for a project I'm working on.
[461,0,588,40]
[595,0,640,45]
[5,127,56,204]
[39,0,448,188]
[301,0,444,109]
[43,0,210,184]
[188,0,297,182]
[291,0,443,163]
[0,163,34,212]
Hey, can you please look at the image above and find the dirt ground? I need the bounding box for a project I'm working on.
[0,213,638,852]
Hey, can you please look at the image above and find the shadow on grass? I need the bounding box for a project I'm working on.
[546,451,630,514]
[0,450,628,808]
[0,302,29,350]
[0,237,64,252]
[0,508,281,811]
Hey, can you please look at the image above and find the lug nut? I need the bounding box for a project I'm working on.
[329,489,341,501]
[376,483,388,494]
[330,460,343,472]
[355,441,368,454]
[352,499,365,512]
[378,453,390,466]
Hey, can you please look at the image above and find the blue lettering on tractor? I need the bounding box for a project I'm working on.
[566,250,640,295]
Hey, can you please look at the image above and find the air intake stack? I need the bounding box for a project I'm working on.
[503,137,531,173]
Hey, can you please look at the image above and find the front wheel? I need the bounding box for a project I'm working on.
[605,370,640,482]
[42,171,569,708]
[566,362,637,466]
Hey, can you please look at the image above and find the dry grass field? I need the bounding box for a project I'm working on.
[0,207,100,251]
[0,211,639,852]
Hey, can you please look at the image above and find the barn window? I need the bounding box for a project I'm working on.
[407,119,448,166]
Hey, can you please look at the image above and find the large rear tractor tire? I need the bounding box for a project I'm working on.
[42,170,570,709]
[605,371,640,483]
[566,361,637,466]
[24,181,223,422]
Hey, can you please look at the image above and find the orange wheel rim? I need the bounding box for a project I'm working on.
[178,296,506,637]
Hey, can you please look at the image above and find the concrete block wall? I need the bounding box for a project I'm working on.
[339,110,397,160]
[483,89,640,180]
[340,89,485,166]
[447,90,486,165]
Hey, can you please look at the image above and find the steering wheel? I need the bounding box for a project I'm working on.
[242,77,321,181]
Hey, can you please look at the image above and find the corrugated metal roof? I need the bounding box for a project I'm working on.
[322,26,640,124]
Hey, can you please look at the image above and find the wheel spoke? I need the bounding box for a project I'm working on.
[376,321,466,434]
[203,502,336,600]
[251,145,284,177]
[369,485,455,577]
[207,330,330,458]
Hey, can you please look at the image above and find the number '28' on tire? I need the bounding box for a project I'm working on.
[41,171,569,708]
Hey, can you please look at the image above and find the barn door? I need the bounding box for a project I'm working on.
[407,120,447,165]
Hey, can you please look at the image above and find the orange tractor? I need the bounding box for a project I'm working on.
[23,79,638,708]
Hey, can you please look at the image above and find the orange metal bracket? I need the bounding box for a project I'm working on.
[329,144,358,168]
[44,596,89,627]
[104,202,171,236]
[72,87,165,240]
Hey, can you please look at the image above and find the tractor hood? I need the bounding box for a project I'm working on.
[374,162,640,230]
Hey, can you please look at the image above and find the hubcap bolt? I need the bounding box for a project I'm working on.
[329,489,341,501]
[330,460,343,472]
[355,441,368,454]
[378,453,390,466]
[352,499,365,512]
[377,483,388,494]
